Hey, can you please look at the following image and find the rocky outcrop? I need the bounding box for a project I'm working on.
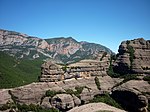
[1,76,149,111]
[40,57,110,82]
[113,38,150,74]
[0,89,12,106]
[0,76,117,108]
[112,80,150,112]
[68,102,126,112]
[51,94,75,110]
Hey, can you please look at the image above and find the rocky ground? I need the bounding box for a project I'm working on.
[0,76,150,112]
[68,102,126,112]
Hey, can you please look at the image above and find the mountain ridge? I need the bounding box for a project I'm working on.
[0,29,113,63]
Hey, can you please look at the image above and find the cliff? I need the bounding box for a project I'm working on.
[113,38,150,74]
[40,53,110,82]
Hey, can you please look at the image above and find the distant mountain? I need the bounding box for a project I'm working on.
[0,29,113,63]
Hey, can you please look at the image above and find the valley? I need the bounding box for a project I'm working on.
[0,29,150,112]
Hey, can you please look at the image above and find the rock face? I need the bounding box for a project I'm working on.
[0,77,149,111]
[0,29,112,63]
[112,80,150,112]
[113,38,150,74]
[40,57,110,82]
[0,76,117,108]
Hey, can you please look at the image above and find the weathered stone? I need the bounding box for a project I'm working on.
[114,38,150,74]
[72,94,81,106]
[41,97,52,109]
[112,80,150,112]
[68,102,126,112]
[51,94,74,110]
[0,89,12,105]
[80,88,94,103]
[40,59,110,82]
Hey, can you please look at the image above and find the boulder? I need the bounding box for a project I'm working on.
[68,102,126,112]
[41,97,52,109]
[72,94,81,106]
[51,94,74,110]
[112,80,150,112]
[0,89,12,105]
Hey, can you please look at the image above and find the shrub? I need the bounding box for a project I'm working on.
[107,55,121,78]
[0,104,10,110]
[122,74,140,83]
[95,76,101,90]
[126,42,135,70]
[65,86,85,98]
[62,65,68,72]
[89,93,122,109]
[45,90,63,97]
[17,103,59,112]
[100,52,107,61]
[143,76,150,84]
[113,74,140,88]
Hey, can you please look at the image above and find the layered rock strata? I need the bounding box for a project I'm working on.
[0,77,150,112]
[40,57,110,82]
[114,38,150,74]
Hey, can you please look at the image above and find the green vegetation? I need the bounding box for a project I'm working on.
[65,86,85,98]
[0,52,43,89]
[107,55,120,78]
[143,75,150,84]
[126,41,135,70]
[113,74,140,88]
[1,90,59,112]
[94,76,101,90]
[45,90,63,97]
[17,103,59,112]
[100,52,107,61]
[43,86,85,100]
[62,65,68,72]
[90,93,122,109]
[0,103,59,112]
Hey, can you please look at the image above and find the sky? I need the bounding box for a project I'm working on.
[0,0,150,53]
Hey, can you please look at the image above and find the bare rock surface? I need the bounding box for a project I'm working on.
[41,97,52,109]
[40,58,110,82]
[51,94,75,110]
[112,80,150,112]
[0,89,12,105]
[1,76,117,106]
[68,103,126,112]
[114,38,150,74]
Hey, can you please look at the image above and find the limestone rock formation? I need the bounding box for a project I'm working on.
[51,94,75,110]
[40,57,110,82]
[112,80,150,112]
[113,38,150,74]
[0,76,117,106]
[68,102,126,112]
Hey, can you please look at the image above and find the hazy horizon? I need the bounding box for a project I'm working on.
[0,0,150,53]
